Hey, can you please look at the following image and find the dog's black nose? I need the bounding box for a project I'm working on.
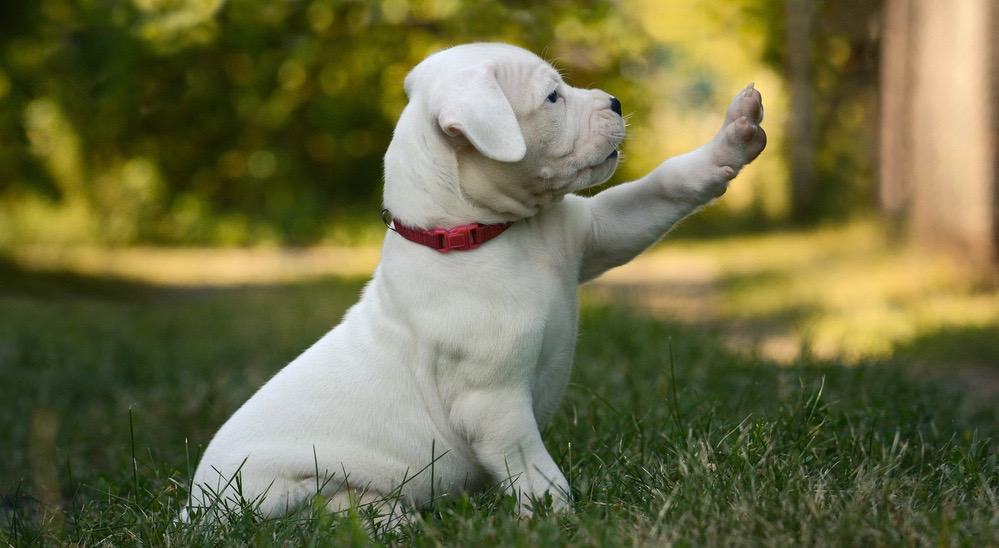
[609,96,622,116]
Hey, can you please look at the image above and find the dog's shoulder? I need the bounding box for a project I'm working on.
[521,195,593,265]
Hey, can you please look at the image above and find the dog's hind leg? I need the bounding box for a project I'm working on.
[325,488,416,532]
[185,472,319,523]
[250,476,323,519]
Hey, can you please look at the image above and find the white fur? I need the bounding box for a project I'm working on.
[188,43,765,522]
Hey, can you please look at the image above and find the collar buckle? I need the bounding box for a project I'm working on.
[433,225,480,252]
[384,209,511,253]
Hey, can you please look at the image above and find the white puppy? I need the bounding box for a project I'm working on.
[188,43,765,523]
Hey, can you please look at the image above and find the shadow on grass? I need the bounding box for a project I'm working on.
[891,324,999,369]
[888,324,999,409]
[0,255,161,302]
[0,254,370,303]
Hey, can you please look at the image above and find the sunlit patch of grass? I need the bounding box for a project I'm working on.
[707,221,998,362]
[6,245,382,287]
[591,220,999,364]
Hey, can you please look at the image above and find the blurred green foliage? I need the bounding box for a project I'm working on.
[748,0,882,223]
[1,0,666,245]
[0,0,881,246]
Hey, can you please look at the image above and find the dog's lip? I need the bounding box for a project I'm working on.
[606,149,619,160]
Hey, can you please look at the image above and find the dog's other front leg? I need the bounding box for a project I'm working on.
[453,388,571,516]
[577,84,766,282]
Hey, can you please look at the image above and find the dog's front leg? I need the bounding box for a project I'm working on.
[577,85,766,282]
[453,388,571,515]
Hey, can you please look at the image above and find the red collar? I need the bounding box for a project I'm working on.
[386,212,513,253]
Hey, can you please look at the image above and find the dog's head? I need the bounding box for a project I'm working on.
[384,43,626,226]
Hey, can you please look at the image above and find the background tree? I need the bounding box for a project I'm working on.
[747,0,882,224]
[784,0,815,223]
[879,0,998,271]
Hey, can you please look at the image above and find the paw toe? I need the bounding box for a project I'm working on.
[732,116,756,142]
[726,84,764,125]
[739,125,767,164]
[749,125,767,158]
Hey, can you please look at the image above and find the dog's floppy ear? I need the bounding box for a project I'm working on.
[436,66,527,163]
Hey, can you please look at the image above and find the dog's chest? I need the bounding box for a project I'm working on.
[526,249,580,424]
[381,215,583,423]
[441,257,575,382]
[444,238,579,420]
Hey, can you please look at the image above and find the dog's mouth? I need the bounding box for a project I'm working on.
[606,149,619,161]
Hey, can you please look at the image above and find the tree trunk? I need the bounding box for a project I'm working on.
[991,1,999,268]
[878,0,914,231]
[878,0,998,271]
[785,0,816,223]
[784,0,815,222]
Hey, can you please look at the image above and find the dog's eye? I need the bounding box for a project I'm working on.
[546,90,559,103]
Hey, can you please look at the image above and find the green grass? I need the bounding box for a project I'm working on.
[1,261,997,546]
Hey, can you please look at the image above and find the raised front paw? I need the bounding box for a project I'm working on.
[712,83,767,179]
